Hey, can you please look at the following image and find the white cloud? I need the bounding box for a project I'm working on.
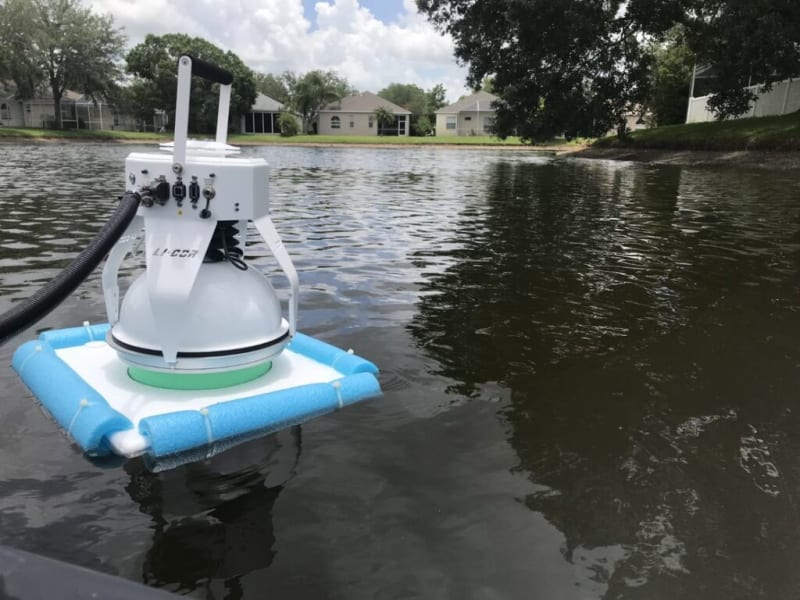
[86,0,470,101]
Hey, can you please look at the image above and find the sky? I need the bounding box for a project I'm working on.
[85,0,471,101]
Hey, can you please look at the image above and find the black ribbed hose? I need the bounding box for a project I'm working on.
[0,191,141,345]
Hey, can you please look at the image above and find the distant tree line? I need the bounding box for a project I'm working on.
[0,0,125,129]
[417,0,800,141]
[0,0,451,136]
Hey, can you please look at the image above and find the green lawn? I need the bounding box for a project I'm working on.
[594,111,800,151]
[8,118,799,152]
[0,127,171,141]
[229,133,530,146]
[0,127,565,146]
[0,127,532,146]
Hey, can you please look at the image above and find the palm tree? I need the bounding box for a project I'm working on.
[289,70,352,134]
[373,106,395,135]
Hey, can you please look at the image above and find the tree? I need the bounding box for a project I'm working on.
[426,83,447,112]
[373,106,396,135]
[416,114,433,136]
[378,82,426,134]
[418,0,800,132]
[287,70,353,133]
[0,0,126,129]
[126,34,257,134]
[478,76,495,94]
[680,0,800,119]
[378,82,448,135]
[647,26,694,126]
[417,0,658,142]
[378,83,429,115]
[254,72,290,105]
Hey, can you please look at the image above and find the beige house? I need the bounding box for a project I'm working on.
[318,92,410,136]
[0,87,158,131]
[435,90,499,136]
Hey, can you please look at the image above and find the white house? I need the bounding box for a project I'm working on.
[318,92,410,136]
[435,90,498,136]
[685,65,800,123]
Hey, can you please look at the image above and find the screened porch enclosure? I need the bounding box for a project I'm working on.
[243,111,281,134]
[377,115,407,136]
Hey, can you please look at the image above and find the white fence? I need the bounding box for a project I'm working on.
[686,78,800,123]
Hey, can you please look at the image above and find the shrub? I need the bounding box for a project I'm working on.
[278,111,299,137]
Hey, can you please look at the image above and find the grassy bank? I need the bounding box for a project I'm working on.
[0,127,595,151]
[0,127,171,141]
[0,127,536,147]
[594,112,800,151]
[229,133,529,146]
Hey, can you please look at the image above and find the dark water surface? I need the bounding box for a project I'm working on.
[1,141,800,599]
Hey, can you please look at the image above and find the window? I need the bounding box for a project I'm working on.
[350,121,354,128]
[483,116,495,134]
[446,116,456,130]
[0,103,9,120]
[464,116,472,121]
[61,102,75,122]
[368,117,373,128]
[331,116,340,129]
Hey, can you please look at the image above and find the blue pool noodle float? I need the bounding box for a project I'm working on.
[13,324,381,460]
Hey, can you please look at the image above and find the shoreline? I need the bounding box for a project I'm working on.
[0,134,574,152]
[571,147,800,170]
[2,133,797,167]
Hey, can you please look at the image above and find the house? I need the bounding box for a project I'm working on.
[0,86,159,131]
[685,65,800,123]
[241,93,299,134]
[605,107,650,136]
[317,92,410,136]
[0,86,63,129]
[435,90,498,136]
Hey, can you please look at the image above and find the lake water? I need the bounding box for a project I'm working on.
[1,141,800,599]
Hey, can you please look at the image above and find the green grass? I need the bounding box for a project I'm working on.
[594,112,800,151]
[0,127,532,146]
[0,127,171,141]
[228,133,528,146]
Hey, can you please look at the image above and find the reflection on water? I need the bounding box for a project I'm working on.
[126,429,300,597]
[2,141,800,598]
[410,159,800,597]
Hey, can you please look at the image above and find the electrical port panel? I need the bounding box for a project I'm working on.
[125,152,270,221]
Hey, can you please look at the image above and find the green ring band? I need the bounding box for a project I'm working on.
[128,361,272,390]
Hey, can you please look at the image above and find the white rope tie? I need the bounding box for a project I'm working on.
[331,348,355,370]
[17,344,43,374]
[332,381,343,409]
[200,407,215,458]
[68,398,92,436]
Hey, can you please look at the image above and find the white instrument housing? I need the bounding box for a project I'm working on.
[102,56,298,370]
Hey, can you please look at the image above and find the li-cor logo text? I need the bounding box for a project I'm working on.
[152,248,200,258]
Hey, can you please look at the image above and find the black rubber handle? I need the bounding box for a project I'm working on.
[183,55,234,85]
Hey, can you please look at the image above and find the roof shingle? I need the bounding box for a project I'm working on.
[320,91,411,114]
[436,90,499,114]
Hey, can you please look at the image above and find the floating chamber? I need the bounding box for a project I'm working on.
[109,260,291,388]
[11,55,381,466]
[102,55,298,389]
